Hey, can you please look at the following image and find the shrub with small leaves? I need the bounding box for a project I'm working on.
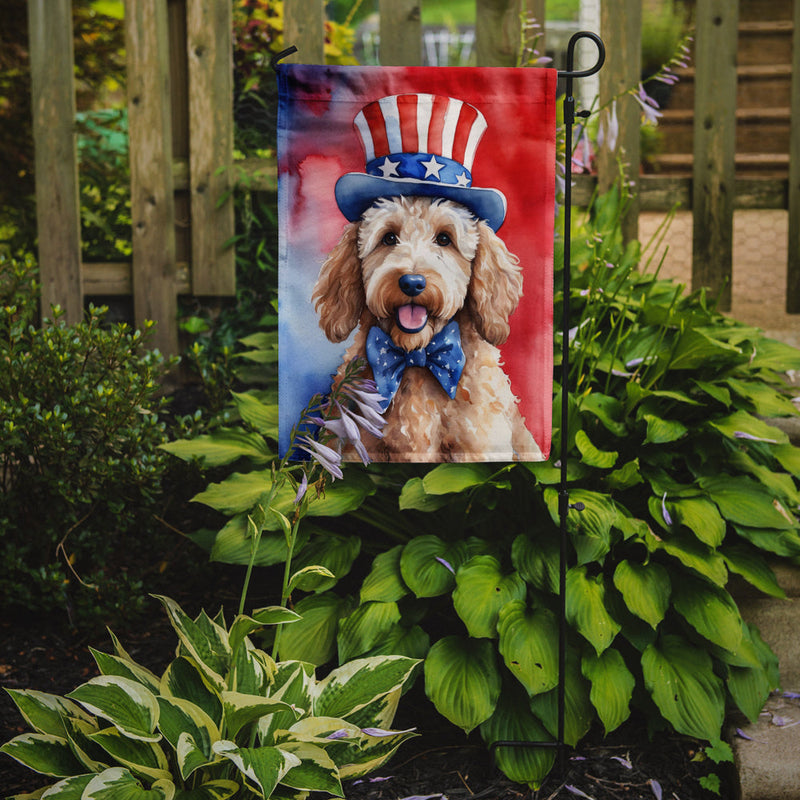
[0,253,175,623]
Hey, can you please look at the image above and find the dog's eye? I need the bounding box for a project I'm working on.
[381,232,398,246]
[435,232,452,247]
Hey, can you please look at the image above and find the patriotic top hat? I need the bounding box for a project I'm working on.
[335,93,507,231]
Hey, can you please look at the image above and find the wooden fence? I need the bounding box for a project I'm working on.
[27,0,800,355]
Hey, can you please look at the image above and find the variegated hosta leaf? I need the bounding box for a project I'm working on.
[337,601,401,663]
[160,657,222,727]
[258,662,315,745]
[312,656,420,721]
[39,773,94,798]
[612,560,670,629]
[334,726,418,781]
[176,732,216,783]
[452,556,526,639]
[360,545,409,603]
[171,779,240,799]
[231,640,276,696]
[228,610,299,658]
[0,732,85,777]
[581,649,635,735]
[60,716,106,773]
[641,634,725,741]
[565,566,621,655]
[156,696,219,778]
[496,601,559,697]
[480,681,555,790]
[66,676,160,742]
[81,767,174,799]
[221,691,299,740]
[4,689,93,737]
[88,727,171,782]
[155,596,231,690]
[212,740,300,798]
[275,741,344,796]
[424,636,501,734]
[90,649,161,694]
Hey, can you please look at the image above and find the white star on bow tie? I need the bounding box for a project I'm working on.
[421,156,444,180]
[378,157,400,177]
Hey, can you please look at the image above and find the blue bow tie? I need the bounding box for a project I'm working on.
[366,320,465,410]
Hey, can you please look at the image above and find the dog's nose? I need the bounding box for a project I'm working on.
[399,274,426,297]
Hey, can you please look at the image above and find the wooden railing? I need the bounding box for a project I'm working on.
[27,0,800,355]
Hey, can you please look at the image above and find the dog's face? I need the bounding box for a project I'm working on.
[313,195,523,351]
[357,197,478,350]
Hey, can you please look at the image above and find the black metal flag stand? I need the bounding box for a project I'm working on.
[273,31,606,778]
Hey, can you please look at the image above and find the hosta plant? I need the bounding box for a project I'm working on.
[0,595,419,800]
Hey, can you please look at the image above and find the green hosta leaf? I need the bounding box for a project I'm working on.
[672,575,743,653]
[212,741,299,797]
[400,536,468,598]
[721,543,786,598]
[337,601,402,662]
[88,727,170,782]
[90,650,161,694]
[497,601,558,696]
[360,545,409,603]
[668,328,743,370]
[544,488,617,540]
[4,689,93,737]
[172,780,239,800]
[668,496,726,547]
[727,663,773,723]
[648,528,728,586]
[580,392,627,436]
[277,592,352,665]
[82,767,174,799]
[528,650,593,747]
[0,733,85,777]
[160,658,222,727]
[67,677,160,742]
[362,624,430,660]
[480,681,555,789]
[303,471,376,517]
[612,560,670,629]
[452,556,526,639]
[276,741,343,796]
[642,634,725,741]
[566,566,621,655]
[421,463,494,494]
[643,414,688,444]
[231,391,279,437]
[155,597,231,690]
[575,429,618,468]
[725,378,799,417]
[398,477,451,511]
[192,470,277,515]
[581,649,635,735]
[208,516,296,567]
[708,410,788,445]
[728,450,800,508]
[221,692,297,740]
[291,535,361,592]
[424,636,501,734]
[748,336,800,371]
[693,379,732,407]
[733,524,800,558]
[511,534,559,593]
[606,459,644,491]
[772,443,800,477]
[314,656,420,721]
[700,475,797,530]
[160,428,272,467]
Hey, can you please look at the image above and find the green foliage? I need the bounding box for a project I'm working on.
[0,596,420,799]
[0,253,175,623]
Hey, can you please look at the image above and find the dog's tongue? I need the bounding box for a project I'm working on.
[397,304,428,331]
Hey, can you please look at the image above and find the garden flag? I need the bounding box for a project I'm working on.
[277,64,556,463]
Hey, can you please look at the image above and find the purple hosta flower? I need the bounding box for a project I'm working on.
[362,726,417,737]
[351,776,394,786]
[734,431,779,444]
[783,691,800,699]
[326,729,351,740]
[649,779,663,800]
[611,755,633,769]
[633,83,662,125]
[735,727,756,741]
[435,556,455,574]
[565,786,595,799]
[572,125,593,173]
[396,795,447,800]
[293,472,308,505]
[661,492,673,526]
[597,100,619,153]
[297,435,343,480]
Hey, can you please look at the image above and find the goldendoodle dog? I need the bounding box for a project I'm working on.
[312,194,541,462]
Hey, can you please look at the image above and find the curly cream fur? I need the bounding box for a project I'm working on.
[313,197,542,462]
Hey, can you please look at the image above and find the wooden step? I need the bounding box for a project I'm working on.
[738,0,794,22]
[738,20,794,66]
[648,152,789,178]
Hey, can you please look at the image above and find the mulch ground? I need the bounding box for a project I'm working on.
[0,581,732,800]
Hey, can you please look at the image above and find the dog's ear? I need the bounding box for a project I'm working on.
[312,223,365,343]
[467,221,523,345]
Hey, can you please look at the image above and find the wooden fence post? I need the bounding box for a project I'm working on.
[692,0,738,311]
[284,0,325,64]
[187,0,235,295]
[379,0,422,66]
[598,0,641,244]
[475,0,541,67]
[787,0,800,313]
[126,0,178,355]
[28,0,83,324]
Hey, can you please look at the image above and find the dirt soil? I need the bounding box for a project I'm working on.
[0,587,732,800]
